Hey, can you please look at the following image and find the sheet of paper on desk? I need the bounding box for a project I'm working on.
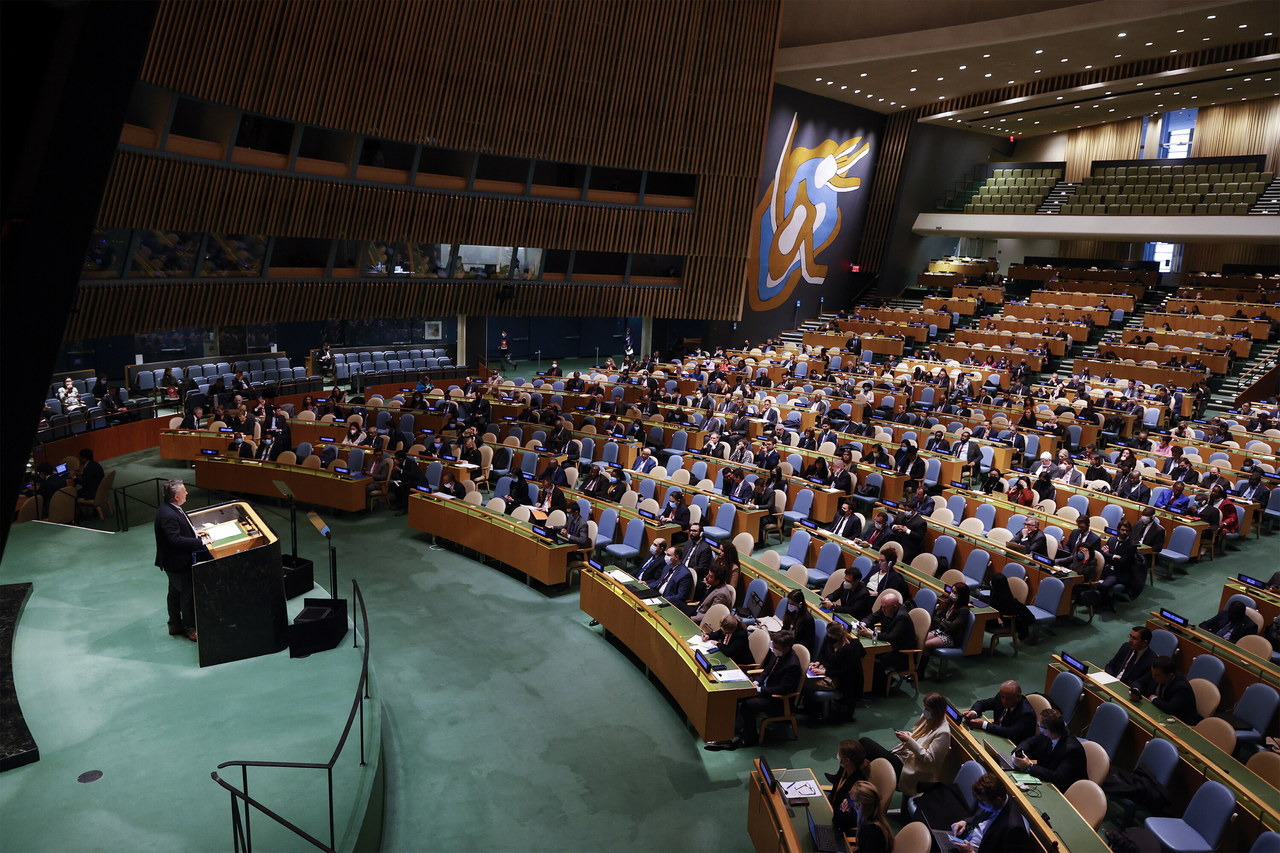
[201,520,243,543]
[435,493,456,499]
[454,462,479,469]
[715,670,751,683]
[641,597,665,606]
[781,780,821,798]
[1089,672,1120,685]
[756,616,783,633]
[607,569,635,582]
[688,636,715,652]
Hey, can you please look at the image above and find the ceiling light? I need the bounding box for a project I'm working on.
[866,94,872,98]
[1136,82,1144,86]
[1034,69,1042,74]
[1227,87,1234,91]
[1202,37,1210,41]
[1060,58,1068,62]
[860,72,868,77]
[1206,14,1215,19]
[1034,121,1040,124]
[1239,23,1247,28]
[937,77,944,81]
[841,85,847,90]
[878,97,884,101]
[958,65,967,70]
[826,80,833,85]
[1056,96,1064,100]
[938,96,946,100]
[1007,80,1014,84]
[910,68,917,73]
[1157,104,1163,107]
[1017,118,1024,121]
[1244,77,1253,81]
[1115,54,1122,58]
[1145,42,1153,46]
[889,101,895,105]
[1169,49,1177,53]
[982,54,991,58]
[1085,65,1093,69]
[1117,32,1127,37]
[983,110,990,114]
[854,89,861,93]
[815,77,822,82]
[1074,105,1081,108]
[909,87,917,92]
[1109,108,1115,112]
[1035,49,1043,54]
[984,73,992,77]
[1176,29,1184,33]
[1226,68,1234,71]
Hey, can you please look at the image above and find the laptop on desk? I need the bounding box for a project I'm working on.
[806,806,845,853]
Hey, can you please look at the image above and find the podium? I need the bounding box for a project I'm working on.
[189,501,288,668]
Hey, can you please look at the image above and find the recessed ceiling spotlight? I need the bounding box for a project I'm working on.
[1145,42,1154,46]
[938,95,946,100]
[1136,82,1144,86]
[841,85,848,90]
[1034,69,1042,74]
[1176,29,1184,33]
[1007,80,1014,84]
[1244,77,1253,81]
[1085,64,1093,69]
[1035,49,1043,54]
[1105,91,1112,95]
[854,89,861,93]
[1114,54,1122,58]
[1227,87,1234,91]
[910,68,917,73]
[1060,58,1068,62]
[1157,104,1163,107]
[983,110,990,114]
[959,65,967,70]
[860,72,868,77]
[1202,37,1210,41]
[937,77,944,81]
[1169,49,1177,53]
[1074,105,1081,108]
[1034,121,1040,124]
[1226,68,1234,71]
[1206,14,1216,19]
[1117,32,1127,37]
[866,94,872,98]
[878,97,884,101]
[909,87,917,92]
[984,73,992,77]
[1108,108,1115,112]
[1017,117,1024,121]
[815,77,823,82]
[1056,96,1064,100]
[826,80,834,85]
[1239,23,1247,28]
[982,54,991,58]
[890,100,895,104]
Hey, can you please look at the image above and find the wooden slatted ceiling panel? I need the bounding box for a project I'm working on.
[65,278,725,340]
[857,110,915,275]
[140,0,780,175]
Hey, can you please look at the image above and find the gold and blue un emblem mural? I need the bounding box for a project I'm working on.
[748,114,871,311]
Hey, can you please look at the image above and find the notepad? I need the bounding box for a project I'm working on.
[781,780,821,798]
[641,597,664,606]
[606,569,634,582]
[1089,672,1120,686]
[715,670,751,683]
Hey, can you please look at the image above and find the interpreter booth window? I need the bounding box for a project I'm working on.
[83,228,130,279]
[1144,242,1181,273]
[201,233,267,277]
[513,248,543,279]
[1158,108,1197,160]
[456,245,516,279]
[359,241,416,276]
[129,230,200,278]
[409,243,453,277]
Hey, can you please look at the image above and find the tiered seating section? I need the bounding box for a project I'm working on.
[330,347,453,382]
[961,168,1062,214]
[1062,161,1272,215]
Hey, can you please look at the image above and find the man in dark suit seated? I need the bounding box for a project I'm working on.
[705,629,802,750]
[857,590,915,675]
[1144,655,1201,724]
[949,773,1030,853]
[827,458,853,495]
[179,405,205,431]
[825,500,861,540]
[703,613,752,666]
[682,522,714,577]
[821,567,873,620]
[1198,599,1257,644]
[1006,517,1047,557]
[962,680,1037,743]
[646,544,692,605]
[1011,708,1086,791]
[634,537,668,584]
[886,505,927,562]
[1104,626,1157,690]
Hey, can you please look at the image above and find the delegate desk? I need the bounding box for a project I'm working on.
[1024,480,1214,553]
[1146,612,1280,713]
[952,328,1069,357]
[160,428,241,460]
[1221,579,1280,625]
[1125,329,1252,358]
[1096,344,1232,374]
[923,296,978,315]
[1004,302,1112,326]
[1144,312,1270,339]
[563,488,680,555]
[1073,358,1210,390]
[935,344,1044,372]
[676,453,845,525]
[952,285,1004,303]
[1165,298,1278,316]
[802,331,911,354]
[747,759,847,853]
[194,456,369,512]
[917,271,964,289]
[983,318,1088,341]
[625,469,768,542]
[830,319,937,341]
[1047,657,1280,845]
[1029,289,1136,313]
[408,492,579,585]
[928,258,996,276]
[1043,279,1147,300]
[891,358,1010,390]
[947,717,1107,852]
[580,567,756,742]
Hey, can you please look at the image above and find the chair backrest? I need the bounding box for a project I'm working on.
[1134,736,1179,786]
[908,607,931,648]
[1081,739,1109,785]
[1027,693,1050,716]
[879,541,904,563]
[785,564,809,585]
[939,569,966,588]
[1032,576,1064,613]
[1194,716,1237,753]
[699,603,730,632]
[958,517,985,535]
[910,553,938,576]
[485,497,506,513]
[732,531,754,555]
[1006,576,1029,604]
[1084,700,1129,756]
[1238,634,1274,659]
[820,573,846,599]
[749,627,772,664]
[1245,750,1280,784]
[1189,678,1221,719]
[1064,780,1107,829]
[893,821,930,852]
[758,550,780,571]
[961,549,989,586]
[1235,682,1280,733]
[786,529,811,560]
[869,757,897,810]
[1047,670,1083,725]
[1186,653,1225,687]
[1149,627,1178,659]
[1182,780,1236,849]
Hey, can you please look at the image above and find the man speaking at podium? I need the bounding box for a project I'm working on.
[154,480,209,643]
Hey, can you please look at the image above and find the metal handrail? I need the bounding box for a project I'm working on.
[210,579,371,853]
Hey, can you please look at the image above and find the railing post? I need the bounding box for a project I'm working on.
[327,768,335,850]
[242,765,252,852]
[358,694,366,767]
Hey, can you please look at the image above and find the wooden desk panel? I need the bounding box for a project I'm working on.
[1029,289,1136,312]
[1004,303,1112,326]
[1146,614,1280,712]
[952,328,1069,357]
[1143,312,1270,339]
[194,457,368,512]
[1096,344,1231,374]
[1125,329,1252,358]
[580,569,755,742]
[408,492,576,585]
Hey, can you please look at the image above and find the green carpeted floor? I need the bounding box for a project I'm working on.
[2,357,1276,852]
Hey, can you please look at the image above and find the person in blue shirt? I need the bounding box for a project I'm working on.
[1153,480,1193,513]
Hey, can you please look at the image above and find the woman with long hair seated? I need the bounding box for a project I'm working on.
[859,692,952,797]
[833,781,895,851]
[925,584,972,650]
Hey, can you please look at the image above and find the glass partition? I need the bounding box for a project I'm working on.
[202,233,267,277]
[129,230,200,277]
[83,228,130,279]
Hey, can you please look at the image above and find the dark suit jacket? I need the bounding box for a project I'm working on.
[660,501,690,530]
[867,608,915,652]
[648,562,692,604]
[707,627,753,666]
[635,553,666,584]
[1013,732,1087,790]
[1009,528,1047,557]
[756,650,802,697]
[1104,644,1156,689]
[828,469,853,494]
[961,800,1031,852]
[1199,611,1257,643]
[1149,674,1202,724]
[969,696,1037,742]
[826,512,861,540]
[154,501,203,573]
[888,512,927,560]
[829,585,873,620]
[683,537,714,575]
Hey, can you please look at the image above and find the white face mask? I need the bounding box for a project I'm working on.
[650,545,658,555]
[665,555,676,566]
[842,581,853,590]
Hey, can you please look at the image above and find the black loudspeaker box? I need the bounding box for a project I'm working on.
[281,555,314,600]
[288,597,348,658]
